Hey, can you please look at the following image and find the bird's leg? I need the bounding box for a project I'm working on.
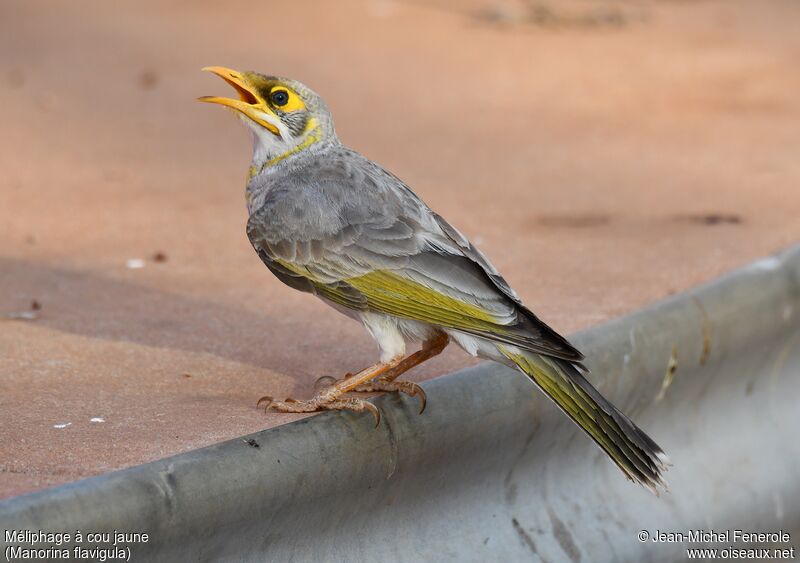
[352,332,449,413]
[381,332,449,383]
[257,357,405,426]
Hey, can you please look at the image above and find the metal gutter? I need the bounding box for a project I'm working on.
[2,246,799,562]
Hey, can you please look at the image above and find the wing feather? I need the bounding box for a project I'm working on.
[246,148,583,362]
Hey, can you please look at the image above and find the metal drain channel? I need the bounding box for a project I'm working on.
[2,246,799,562]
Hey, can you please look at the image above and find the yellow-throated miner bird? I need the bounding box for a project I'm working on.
[200,67,669,492]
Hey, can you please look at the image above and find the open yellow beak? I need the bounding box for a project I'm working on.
[198,66,280,136]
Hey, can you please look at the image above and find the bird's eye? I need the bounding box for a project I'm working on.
[271,89,289,107]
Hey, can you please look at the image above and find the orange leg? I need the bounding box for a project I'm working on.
[259,332,450,423]
[352,332,450,413]
[258,356,406,426]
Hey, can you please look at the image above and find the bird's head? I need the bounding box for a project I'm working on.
[199,66,336,174]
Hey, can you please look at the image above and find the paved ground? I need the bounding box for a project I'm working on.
[1,0,799,499]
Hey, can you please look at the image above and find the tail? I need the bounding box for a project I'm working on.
[498,346,669,493]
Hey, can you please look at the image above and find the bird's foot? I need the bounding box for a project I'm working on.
[257,394,382,427]
[352,379,427,414]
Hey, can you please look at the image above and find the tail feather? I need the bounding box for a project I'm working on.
[498,346,669,493]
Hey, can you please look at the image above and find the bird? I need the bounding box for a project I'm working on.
[199,66,669,492]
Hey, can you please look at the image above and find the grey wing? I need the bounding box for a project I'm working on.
[246,149,583,362]
[427,210,584,361]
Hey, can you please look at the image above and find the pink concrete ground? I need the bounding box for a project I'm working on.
[1,0,799,499]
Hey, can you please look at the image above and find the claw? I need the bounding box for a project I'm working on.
[284,397,298,403]
[256,395,273,412]
[411,384,427,414]
[364,401,382,428]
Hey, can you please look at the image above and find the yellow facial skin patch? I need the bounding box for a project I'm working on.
[269,86,306,113]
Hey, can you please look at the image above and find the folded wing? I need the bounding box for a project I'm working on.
[246,155,582,363]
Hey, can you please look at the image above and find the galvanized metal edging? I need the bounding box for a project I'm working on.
[2,245,799,562]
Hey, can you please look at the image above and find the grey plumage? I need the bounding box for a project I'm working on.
[247,146,582,362]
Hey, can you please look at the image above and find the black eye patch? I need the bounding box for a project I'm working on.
[271,90,289,107]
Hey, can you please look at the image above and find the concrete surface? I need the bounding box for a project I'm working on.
[1,0,799,499]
